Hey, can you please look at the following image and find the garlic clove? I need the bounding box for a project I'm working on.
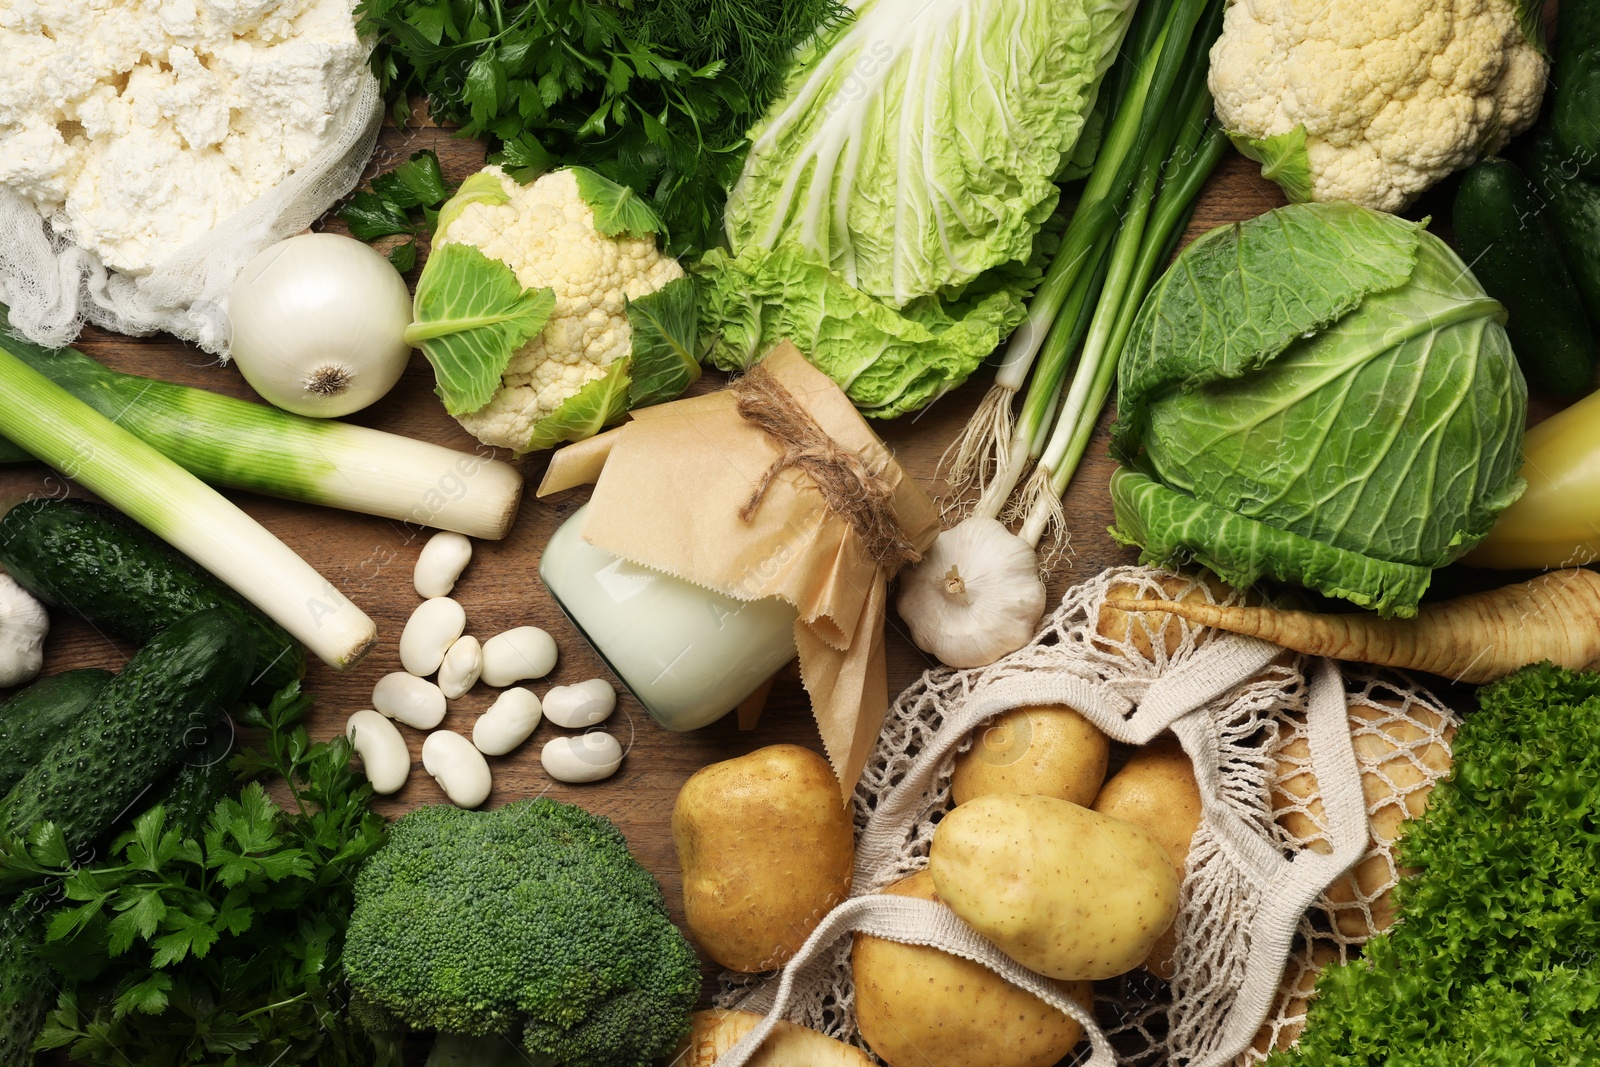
[896,517,1047,669]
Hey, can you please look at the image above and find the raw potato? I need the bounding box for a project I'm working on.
[673,745,854,973]
[1092,737,1202,981]
[671,1009,874,1067]
[852,870,1091,1067]
[930,793,1179,981]
[1096,572,1231,659]
[1272,698,1452,936]
[1250,942,1340,1055]
[950,704,1109,807]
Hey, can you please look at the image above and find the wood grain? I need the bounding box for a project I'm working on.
[6,124,1490,1013]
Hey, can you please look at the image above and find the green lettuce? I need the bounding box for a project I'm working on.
[724,0,1134,307]
[1270,663,1600,1066]
[699,244,1027,418]
[1109,203,1526,616]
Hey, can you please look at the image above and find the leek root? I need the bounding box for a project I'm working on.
[1115,570,1600,684]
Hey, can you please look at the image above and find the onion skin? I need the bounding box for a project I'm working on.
[228,234,413,418]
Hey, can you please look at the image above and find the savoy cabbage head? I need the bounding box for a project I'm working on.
[1109,203,1526,617]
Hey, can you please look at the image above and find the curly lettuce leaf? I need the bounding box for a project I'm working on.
[1270,663,1600,1066]
[624,277,701,410]
[1228,125,1315,203]
[1110,203,1526,616]
[525,360,632,452]
[724,0,1137,307]
[698,244,1026,418]
[404,244,556,416]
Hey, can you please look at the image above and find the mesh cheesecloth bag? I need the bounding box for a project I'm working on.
[0,73,381,357]
[709,565,1457,1067]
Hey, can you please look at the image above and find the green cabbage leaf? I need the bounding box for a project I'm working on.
[1110,203,1527,616]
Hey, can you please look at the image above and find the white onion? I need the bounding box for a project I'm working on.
[227,233,413,418]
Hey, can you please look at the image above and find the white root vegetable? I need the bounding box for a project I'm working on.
[473,688,542,755]
[371,672,447,730]
[0,573,48,688]
[541,732,623,783]
[400,597,466,677]
[437,635,483,699]
[228,234,413,418]
[896,517,1047,668]
[542,679,616,729]
[346,710,411,795]
[414,532,473,599]
[421,730,492,808]
[480,626,558,686]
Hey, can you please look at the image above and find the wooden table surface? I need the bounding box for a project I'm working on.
[4,121,1504,1005]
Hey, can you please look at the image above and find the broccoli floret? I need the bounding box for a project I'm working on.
[343,799,699,1067]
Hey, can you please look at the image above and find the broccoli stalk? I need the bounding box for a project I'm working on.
[344,799,700,1067]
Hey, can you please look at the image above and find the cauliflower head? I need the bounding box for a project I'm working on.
[1209,0,1546,212]
[410,165,697,453]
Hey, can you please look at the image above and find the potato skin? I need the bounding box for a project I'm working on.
[930,793,1179,981]
[950,704,1110,807]
[852,871,1090,1067]
[1092,738,1202,980]
[673,1009,875,1066]
[673,745,854,972]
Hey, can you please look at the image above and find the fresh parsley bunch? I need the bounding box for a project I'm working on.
[2,684,390,1067]
[355,0,850,257]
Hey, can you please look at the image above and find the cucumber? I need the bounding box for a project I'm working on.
[1552,0,1600,180]
[0,669,113,797]
[153,735,239,835]
[1,608,255,852]
[0,499,304,698]
[1453,158,1597,396]
[0,900,49,1067]
[1529,133,1600,327]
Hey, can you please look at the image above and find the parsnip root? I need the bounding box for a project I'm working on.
[1115,569,1600,684]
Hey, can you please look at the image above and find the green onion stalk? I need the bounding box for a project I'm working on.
[0,345,378,669]
[946,0,1212,514]
[0,332,524,540]
[1017,16,1228,551]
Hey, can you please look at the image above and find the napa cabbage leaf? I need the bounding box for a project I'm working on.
[1109,202,1527,617]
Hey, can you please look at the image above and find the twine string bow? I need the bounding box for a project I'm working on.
[731,363,922,574]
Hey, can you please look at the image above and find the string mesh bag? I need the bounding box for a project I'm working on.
[0,72,382,357]
[710,566,1458,1067]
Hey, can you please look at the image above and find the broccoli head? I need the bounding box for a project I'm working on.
[343,799,700,1067]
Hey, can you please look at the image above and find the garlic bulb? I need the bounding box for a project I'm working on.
[228,234,413,418]
[896,517,1047,668]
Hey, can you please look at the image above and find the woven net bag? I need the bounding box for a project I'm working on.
[711,566,1457,1067]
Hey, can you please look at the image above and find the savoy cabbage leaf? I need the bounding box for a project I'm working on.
[1110,203,1526,617]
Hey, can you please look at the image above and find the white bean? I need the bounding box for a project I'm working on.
[473,688,542,755]
[421,730,492,808]
[400,597,465,676]
[346,710,410,794]
[541,678,616,729]
[479,626,559,687]
[541,732,623,784]
[438,634,483,699]
[371,672,447,730]
[414,532,473,599]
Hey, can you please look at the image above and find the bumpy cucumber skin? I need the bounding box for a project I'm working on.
[0,900,49,1067]
[1553,0,1600,180]
[0,609,255,853]
[154,746,239,836]
[0,499,303,697]
[0,668,113,798]
[1529,133,1600,327]
[1453,158,1597,396]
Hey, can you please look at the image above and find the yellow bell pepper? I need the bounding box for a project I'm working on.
[1466,391,1600,569]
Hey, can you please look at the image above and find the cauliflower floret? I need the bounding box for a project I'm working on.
[1209,0,1546,211]
[436,167,685,451]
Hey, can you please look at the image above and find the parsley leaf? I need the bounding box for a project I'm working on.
[337,148,454,270]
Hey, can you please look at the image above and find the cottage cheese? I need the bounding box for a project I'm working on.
[0,0,366,274]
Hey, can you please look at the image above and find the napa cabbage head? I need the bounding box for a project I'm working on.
[1108,203,1526,617]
